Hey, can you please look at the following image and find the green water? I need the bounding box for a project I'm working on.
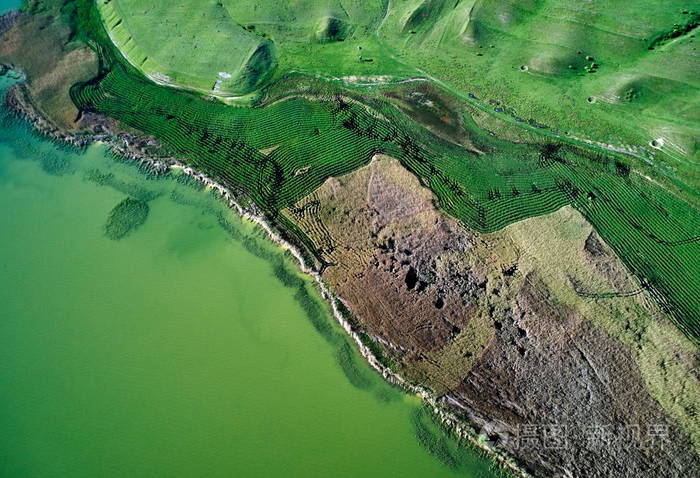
[0,0,20,15]
[0,76,498,477]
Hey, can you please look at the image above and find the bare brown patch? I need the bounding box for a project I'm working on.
[259,145,279,155]
[291,156,491,362]
[285,156,700,476]
[384,82,484,153]
[449,272,698,477]
[0,11,98,130]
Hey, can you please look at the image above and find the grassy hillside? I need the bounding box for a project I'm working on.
[95,0,699,197]
[377,0,700,192]
[98,0,276,96]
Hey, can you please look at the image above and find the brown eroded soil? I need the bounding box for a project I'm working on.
[285,155,700,477]
[0,9,97,130]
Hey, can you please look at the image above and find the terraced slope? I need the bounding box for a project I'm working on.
[72,61,700,340]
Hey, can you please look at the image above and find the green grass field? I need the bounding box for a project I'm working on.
[97,0,699,186]
[98,0,276,95]
[376,0,699,194]
[64,0,700,340]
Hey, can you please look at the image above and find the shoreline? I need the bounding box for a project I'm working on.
[3,74,532,478]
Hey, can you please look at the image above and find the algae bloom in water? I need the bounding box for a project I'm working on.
[104,197,149,240]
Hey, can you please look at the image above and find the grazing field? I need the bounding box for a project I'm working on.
[98,0,277,95]
[97,0,699,190]
[379,0,699,161]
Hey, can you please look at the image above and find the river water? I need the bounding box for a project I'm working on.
[0,72,498,477]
